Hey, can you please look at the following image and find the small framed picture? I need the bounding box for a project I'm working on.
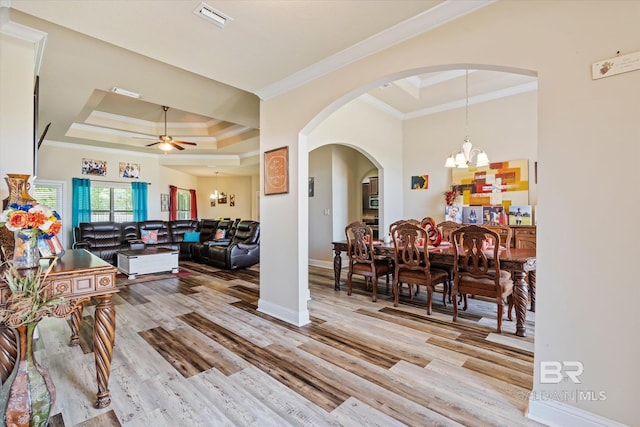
[264,146,289,195]
[38,235,64,257]
[508,205,533,226]
[37,236,53,257]
[230,194,235,207]
[160,194,169,212]
[119,162,140,179]
[82,158,107,176]
[411,175,429,189]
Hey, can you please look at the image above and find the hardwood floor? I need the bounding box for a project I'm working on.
[35,262,540,426]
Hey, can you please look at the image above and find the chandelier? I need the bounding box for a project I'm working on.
[209,172,219,200]
[444,69,489,168]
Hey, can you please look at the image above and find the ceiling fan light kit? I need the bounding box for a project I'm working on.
[145,106,197,152]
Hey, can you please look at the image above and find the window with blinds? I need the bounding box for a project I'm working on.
[34,179,65,247]
[91,186,133,222]
[177,189,191,220]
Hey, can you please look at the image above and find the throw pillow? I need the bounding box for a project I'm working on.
[141,230,158,244]
[182,231,200,243]
[214,229,226,240]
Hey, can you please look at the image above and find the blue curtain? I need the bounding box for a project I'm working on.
[132,181,148,221]
[71,178,91,228]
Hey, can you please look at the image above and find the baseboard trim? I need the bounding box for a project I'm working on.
[308,258,333,269]
[528,398,627,427]
[257,298,310,327]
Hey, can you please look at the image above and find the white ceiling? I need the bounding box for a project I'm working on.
[4,0,535,177]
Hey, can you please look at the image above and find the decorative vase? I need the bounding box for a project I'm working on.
[4,174,37,207]
[0,323,55,427]
[12,230,40,269]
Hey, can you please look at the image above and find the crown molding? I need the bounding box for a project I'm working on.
[0,1,48,75]
[255,0,496,100]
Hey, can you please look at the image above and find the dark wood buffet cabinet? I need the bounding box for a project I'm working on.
[512,225,537,249]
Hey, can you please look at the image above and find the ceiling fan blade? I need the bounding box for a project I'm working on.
[170,142,185,150]
[173,140,197,146]
[146,141,161,147]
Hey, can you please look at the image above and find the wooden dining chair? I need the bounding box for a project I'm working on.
[388,219,420,298]
[434,220,463,303]
[482,221,513,248]
[391,222,449,314]
[345,221,392,302]
[436,220,462,243]
[451,225,514,333]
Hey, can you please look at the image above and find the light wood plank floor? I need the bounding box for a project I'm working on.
[34,262,541,427]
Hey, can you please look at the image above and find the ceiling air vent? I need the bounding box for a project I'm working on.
[193,2,232,28]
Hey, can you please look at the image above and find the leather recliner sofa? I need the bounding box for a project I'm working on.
[190,220,260,270]
[73,218,260,269]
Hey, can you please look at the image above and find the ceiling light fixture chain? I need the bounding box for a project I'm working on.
[210,171,220,200]
[444,68,490,169]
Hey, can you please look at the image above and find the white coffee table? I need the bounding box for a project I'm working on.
[117,247,179,279]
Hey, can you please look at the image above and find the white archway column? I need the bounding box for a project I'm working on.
[0,4,47,188]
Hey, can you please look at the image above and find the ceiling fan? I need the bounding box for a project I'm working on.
[145,106,197,151]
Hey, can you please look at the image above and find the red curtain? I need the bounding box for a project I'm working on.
[189,189,197,219]
[169,185,177,221]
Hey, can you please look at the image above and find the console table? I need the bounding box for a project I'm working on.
[0,249,118,408]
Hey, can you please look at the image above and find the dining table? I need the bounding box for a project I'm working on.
[331,240,536,337]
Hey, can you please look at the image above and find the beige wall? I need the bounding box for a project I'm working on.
[260,1,638,425]
[404,90,538,222]
[197,174,255,221]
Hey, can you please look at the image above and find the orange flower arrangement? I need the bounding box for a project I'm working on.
[0,203,62,238]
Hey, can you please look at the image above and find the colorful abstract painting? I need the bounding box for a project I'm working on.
[451,159,529,207]
[411,175,429,189]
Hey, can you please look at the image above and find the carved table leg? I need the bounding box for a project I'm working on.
[512,271,529,337]
[0,326,17,384]
[333,248,342,291]
[528,271,536,312]
[93,295,116,408]
[69,301,85,346]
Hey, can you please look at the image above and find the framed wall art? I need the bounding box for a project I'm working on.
[160,194,169,212]
[264,146,289,195]
[411,174,429,189]
[82,158,107,176]
[119,162,140,179]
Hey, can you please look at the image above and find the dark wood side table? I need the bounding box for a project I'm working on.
[0,249,118,408]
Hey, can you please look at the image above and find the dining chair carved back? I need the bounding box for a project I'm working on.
[391,222,449,314]
[482,221,513,249]
[345,221,392,302]
[436,220,462,243]
[388,219,420,298]
[451,225,514,333]
[434,220,463,303]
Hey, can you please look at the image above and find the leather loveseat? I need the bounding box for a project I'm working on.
[73,218,260,269]
[190,220,260,270]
